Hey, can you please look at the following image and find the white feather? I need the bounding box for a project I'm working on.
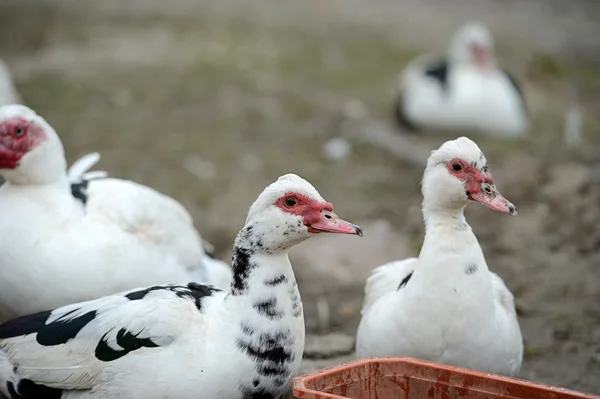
[361,258,417,314]
[67,152,108,183]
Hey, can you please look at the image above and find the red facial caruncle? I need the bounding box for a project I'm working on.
[470,43,494,69]
[275,192,363,236]
[0,117,44,170]
[447,158,517,215]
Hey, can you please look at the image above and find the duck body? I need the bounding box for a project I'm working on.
[0,105,231,320]
[395,22,527,138]
[0,271,303,399]
[0,176,209,319]
[356,137,523,376]
[399,61,526,137]
[356,220,522,375]
[0,173,362,398]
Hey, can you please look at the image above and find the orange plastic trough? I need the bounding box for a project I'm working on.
[293,357,600,399]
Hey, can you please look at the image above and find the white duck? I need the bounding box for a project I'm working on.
[356,137,523,376]
[394,22,528,138]
[0,173,362,399]
[0,104,232,320]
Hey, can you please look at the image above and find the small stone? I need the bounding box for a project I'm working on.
[322,137,351,161]
[303,333,355,359]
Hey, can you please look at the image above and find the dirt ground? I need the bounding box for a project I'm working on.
[1,0,599,395]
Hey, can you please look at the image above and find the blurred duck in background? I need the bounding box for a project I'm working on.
[356,137,523,376]
[0,104,232,321]
[394,22,528,138]
[0,59,21,107]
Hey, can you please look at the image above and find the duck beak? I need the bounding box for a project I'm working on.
[307,211,363,236]
[469,182,517,216]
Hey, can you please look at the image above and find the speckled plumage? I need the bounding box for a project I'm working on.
[0,173,360,399]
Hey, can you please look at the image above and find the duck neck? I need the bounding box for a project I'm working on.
[2,167,70,192]
[226,223,304,398]
[2,143,68,187]
[230,224,298,299]
[419,200,479,261]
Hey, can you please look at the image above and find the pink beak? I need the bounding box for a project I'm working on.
[469,182,517,216]
[306,211,363,236]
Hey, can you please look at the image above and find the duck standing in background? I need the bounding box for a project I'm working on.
[0,104,231,320]
[356,137,523,376]
[394,22,528,138]
[0,173,362,399]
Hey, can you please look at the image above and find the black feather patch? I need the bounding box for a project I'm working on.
[253,298,284,320]
[263,274,287,287]
[238,384,280,399]
[125,283,218,311]
[231,247,257,295]
[289,282,302,318]
[465,264,478,275]
[7,379,63,399]
[95,328,159,362]
[237,328,295,382]
[0,311,52,339]
[0,309,96,347]
[397,271,414,290]
[503,70,524,101]
[424,60,450,92]
[70,180,90,205]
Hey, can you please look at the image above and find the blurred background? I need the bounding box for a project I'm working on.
[1,0,599,394]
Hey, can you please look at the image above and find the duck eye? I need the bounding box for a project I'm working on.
[451,162,463,172]
[285,197,297,207]
[14,128,24,137]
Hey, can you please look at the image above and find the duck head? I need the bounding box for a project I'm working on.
[242,174,363,252]
[449,22,496,70]
[422,137,517,216]
[0,105,66,185]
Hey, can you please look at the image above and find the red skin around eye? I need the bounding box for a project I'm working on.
[274,192,333,225]
[446,158,493,195]
[0,117,44,169]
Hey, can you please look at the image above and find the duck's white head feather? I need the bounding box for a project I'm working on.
[423,137,516,216]
[0,104,66,185]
